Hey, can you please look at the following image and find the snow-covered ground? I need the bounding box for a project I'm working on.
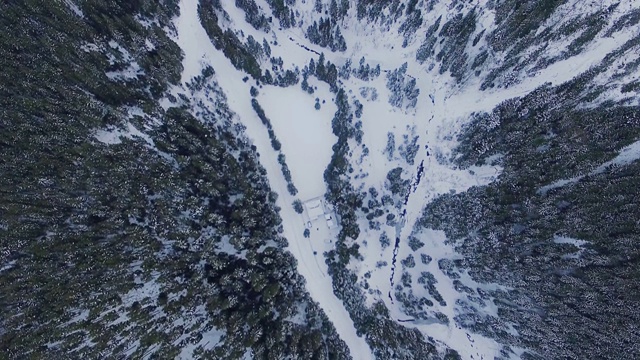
[340,58,507,359]
[168,0,640,358]
[553,235,590,260]
[291,1,640,358]
[258,82,336,200]
[172,1,373,359]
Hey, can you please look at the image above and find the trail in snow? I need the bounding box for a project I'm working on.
[172,1,373,359]
[287,36,321,55]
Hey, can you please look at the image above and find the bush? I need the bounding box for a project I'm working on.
[408,235,424,251]
[287,183,298,196]
[271,138,282,151]
[379,232,391,249]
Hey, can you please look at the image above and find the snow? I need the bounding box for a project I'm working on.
[93,130,119,145]
[284,3,532,358]
[284,304,308,326]
[65,308,90,325]
[177,326,224,359]
[538,138,640,194]
[94,122,153,147]
[399,230,506,360]
[318,17,510,360]
[80,42,101,53]
[174,4,218,85]
[172,1,373,359]
[161,304,225,359]
[142,343,161,360]
[69,335,97,353]
[145,39,156,51]
[107,311,130,327]
[273,2,507,357]
[105,62,144,81]
[593,138,640,173]
[335,3,640,353]
[525,18,638,85]
[302,198,337,234]
[45,340,64,350]
[136,15,159,30]
[94,122,178,167]
[257,84,337,200]
[553,235,590,260]
[538,176,583,195]
[215,235,248,259]
[123,340,141,357]
[64,0,84,18]
[103,40,145,81]
[553,235,585,246]
[0,260,16,273]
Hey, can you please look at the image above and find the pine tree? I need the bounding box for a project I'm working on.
[330,0,338,20]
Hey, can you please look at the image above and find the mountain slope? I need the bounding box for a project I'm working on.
[2,0,640,359]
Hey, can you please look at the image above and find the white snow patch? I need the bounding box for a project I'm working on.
[142,343,161,359]
[553,235,589,250]
[95,127,126,145]
[145,39,156,51]
[94,122,178,167]
[538,138,640,194]
[64,0,84,18]
[95,123,151,145]
[593,138,640,173]
[102,40,145,80]
[106,62,144,81]
[0,260,17,273]
[258,84,336,200]
[538,176,583,195]
[554,235,588,244]
[45,340,64,350]
[80,42,101,53]
[390,229,507,360]
[136,15,160,29]
[123,339,141,357]
[122,272,161,306]
[177,326,224,359]
[65,308,90,325]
